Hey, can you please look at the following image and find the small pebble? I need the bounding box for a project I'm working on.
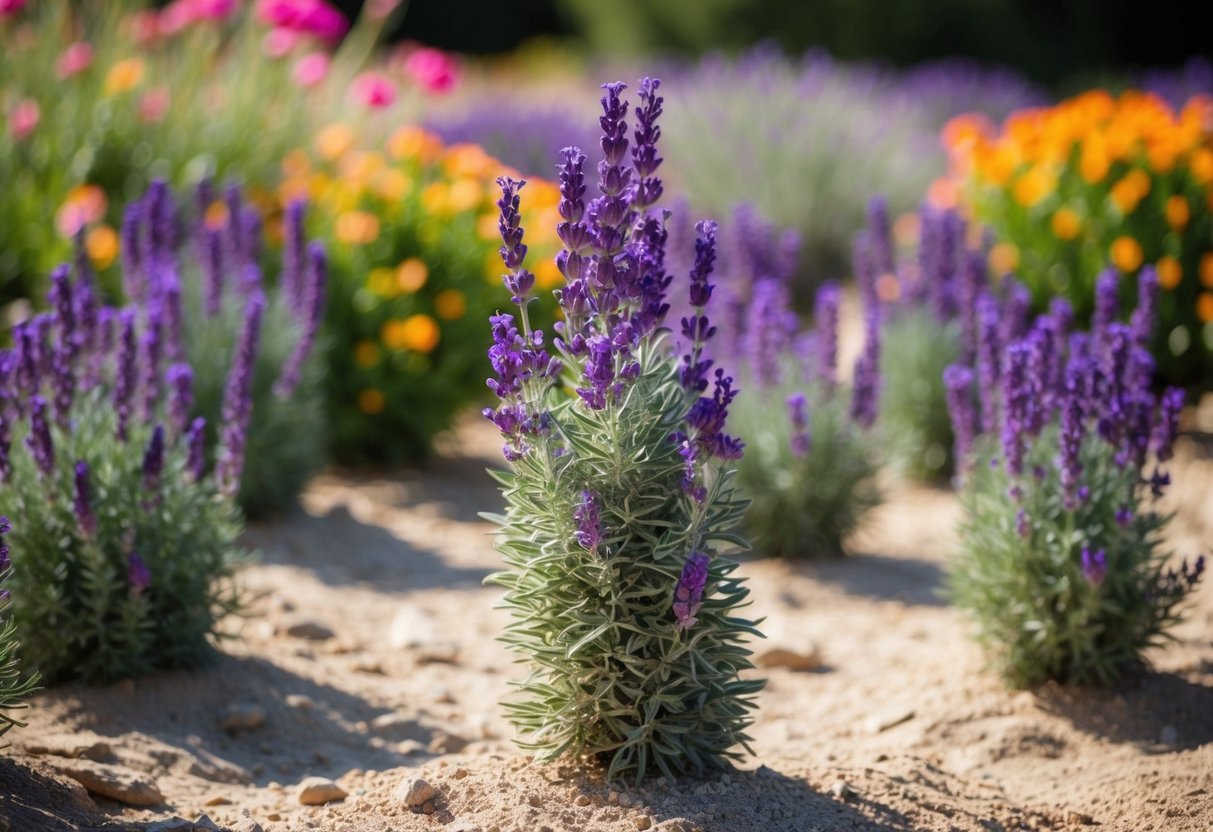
[396,777,437,808]
[296,776,347,805]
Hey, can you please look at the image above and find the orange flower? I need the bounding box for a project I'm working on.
[335,211,379,245]
[1109,178,1142,214]
[1110,236,1143,272]
[357,388,386,415]
[354,340,380,367]
[85,224,119,269]
[204,200,230,230]
[434,289,467,320]
[1051,207,1081,240]
[534,258,562,290]
[373,168,411,202]
[1079,134,1110,183]
[55,184,108,237]
[1012,166,1053,207]
[396,258,428,292]
[382,314,440,353]
[1191,147,1213,186]
[1157,256,1182,290]
[1198,292,1213,324]
[1200,252,1213,288]
[387,126,442,163]
[1165,195,1190,230]
[989,242,1019,274]
[104,58,144,94]
[316,123,355,161]
[447,178,483,214]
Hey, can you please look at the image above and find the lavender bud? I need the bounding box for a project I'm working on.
[275,242,328,399]
[1092,269,1119,346]
[74,460,98,537]
[573,490,602,554]
[25,395,54,477]
[166,363,194,438]
[282,198,308,316]
[216,292,265,498]
[850,302,882,429]
[813,281,841,390]
[943,364,977,473]
[186,416,208,482]
[128,552,151,595]
[113,309,138,442]
[1151,387,1184,463]
[143,425,165,491]
[1080,547,1107,586]
[672,551,709,631]
[786,392,810,458]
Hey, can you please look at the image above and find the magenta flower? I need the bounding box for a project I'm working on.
[8,99,39,141]
[402,46,459,95]
[351,71,397,109]
[0,0,25,18]
[57,42,95,78]
[256,0,348,44]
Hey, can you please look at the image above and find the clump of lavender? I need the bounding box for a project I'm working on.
[0,257,248,684]
[484,79,763,782]
[123,180,328,516]
[871,199,998,481]
[946,286,1205,687]
[0,517,39,743]
[727,276,884,558]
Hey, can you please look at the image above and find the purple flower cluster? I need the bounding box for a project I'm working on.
[573,490,602,554]
[0,517,10,602]
[215,293,265,499]
[672,551,709,630]
[786,392,811,457]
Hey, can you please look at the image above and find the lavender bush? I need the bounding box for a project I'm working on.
[122,181,327,516]
[946,278,1205,686]
[0,518,38,742]
[484,79,763,782]
[0,263,248,683]
[428,102,599,178]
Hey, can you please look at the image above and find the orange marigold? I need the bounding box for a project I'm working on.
[1110,236,1143,272]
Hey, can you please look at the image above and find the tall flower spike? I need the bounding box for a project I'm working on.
[1000,341,1031,480]
[867,196,894,278]
[496,176,535,304]
[166,363,194,439]
[672,552,709,631]
[975,291,1002,434]
[143,425,165,491]
[275,242,328,399]
[186,416,208,482]
[1092,269,1119,346]
[282,198,308,316]
[113,310,138,442]
[1058,357,1090,510]
[786,392,810,458]
[141,301,165,423]
[814,281,841,391]
[159,268,185,364]
[850,302,882,430]
[121,201,145,302]
[216,292,265,499]
[999,280,1032,346]
[631,77,664,209]
[25,396,54,477]
[943,364,977,474]
[677,220,719,393]
[573,490,602,554]
[47,265,77,429]
[1131,265,1159,348]
[202,226,225,316]
[744,278,795,389]
[1151,387,1184,463]
[73,460,98,537]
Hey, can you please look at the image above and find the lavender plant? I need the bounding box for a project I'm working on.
[728,278,884,558]
[946,279,1205,686]
[0,264,249,683]
[484,79,763,782]
[0,517,39,742]
[122,180,328,516]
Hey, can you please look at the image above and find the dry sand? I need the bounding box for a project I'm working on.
[2,415,1211,832]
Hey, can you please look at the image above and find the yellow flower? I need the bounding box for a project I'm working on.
[1200,252,1213,288]
[1051,207,1081,240]
[396,258,428,292]
[357,388,386,415]
[354,339,380,367]
[382,314,440,353]
[434,289,467,320]
[367,267,397,297]
[1124,168,1151,198]
[447,178,483,214]
[373,168,411,203]
[535,258,562,290]
[1011,166,1053,207]
[1110,236,1143,272]
[1157,256,1182,290]
[104,59,144,94]
[988,242,1019,274]
[1199,292,1213,324]
[476,213,498,241]
[86,224,119,269]
[1109,179,1141,214]
[442,143,493,178]
[335,211,379,245]
[316,123,355,161]
[420,182,449,216]
[1079,134,1110,183]
[388,126,442,164]
[1165,195,1190,230]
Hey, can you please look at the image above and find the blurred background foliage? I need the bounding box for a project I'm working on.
[338,0,1210,88]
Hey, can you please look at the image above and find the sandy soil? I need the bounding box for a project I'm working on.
[2,415,1211,832]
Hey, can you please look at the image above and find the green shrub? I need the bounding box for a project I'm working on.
[0,517,39,743]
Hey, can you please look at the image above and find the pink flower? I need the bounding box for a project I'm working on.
[126,10,163,45]
[292,52,330,88]
[262,26,302,57]
[138,87,171,123]
[160,0,235,33]
[8,99,39,141]
[0,0,26,19]
[56,42,95,78]
[351,71,396,109]
[255,0,347,44]
[402,46,459,95]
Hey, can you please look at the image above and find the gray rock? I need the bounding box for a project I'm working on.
[193,814,224,831]
[145,819,195,832]
[285,694,315,710]
[21,733,112,762]
[285,620,335,641]
[296,776,348,805]
[231,819,265,832]
[54,761,163,807]
[219,702,266,734]
[1160,724,1179,746]
[829,779,856,801]
[397,777,437,808]
[428,731,469,754]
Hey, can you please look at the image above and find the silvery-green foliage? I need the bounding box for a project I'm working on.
[0,519,39,744]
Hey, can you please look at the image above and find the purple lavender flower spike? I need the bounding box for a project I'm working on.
[943,364,977,473]
[0,517,10,573]
[744,278,794,388]
[1000,280,1032,346]
[1115,507,1134,528]
[282,198,307,316]
[814,281,841,391]
[1092,269,1120,346]
[73,460,98,537]
[496,176,536,303]
[48,265,78,425]
[114,309,138,442]
[202,227,225,316]
[958,249,987,364]
[867,196,894,277]
[0,367,12,483]
[144,179,177,271]
[573,490,602,554]
[143,425,165,491]
[141,301,165,424]
[215,292,265,499]
[224,183,248,265]
[121,201,145,302]
[275,242,328,399]
[631,77,664,210]
[1151,387,1184,463]
[186,416,208,482]
[128,552,151,595]
[672,551,709,630]
[1130,266,1159,348]
[25,395,54,477]
[851,230,878,310]
[1058,357,1090,510]
[1000,341,1031,479]
[850,302,882,430]
[786,392,811,457]
[1080,547,1107,585]
[166,363,194,439]
[241,206,262,266]
[13,321,41,406]
[158,268,185,364]
[577,335,615,410]
[1016,508,1031,538]
[677,220,719,393]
